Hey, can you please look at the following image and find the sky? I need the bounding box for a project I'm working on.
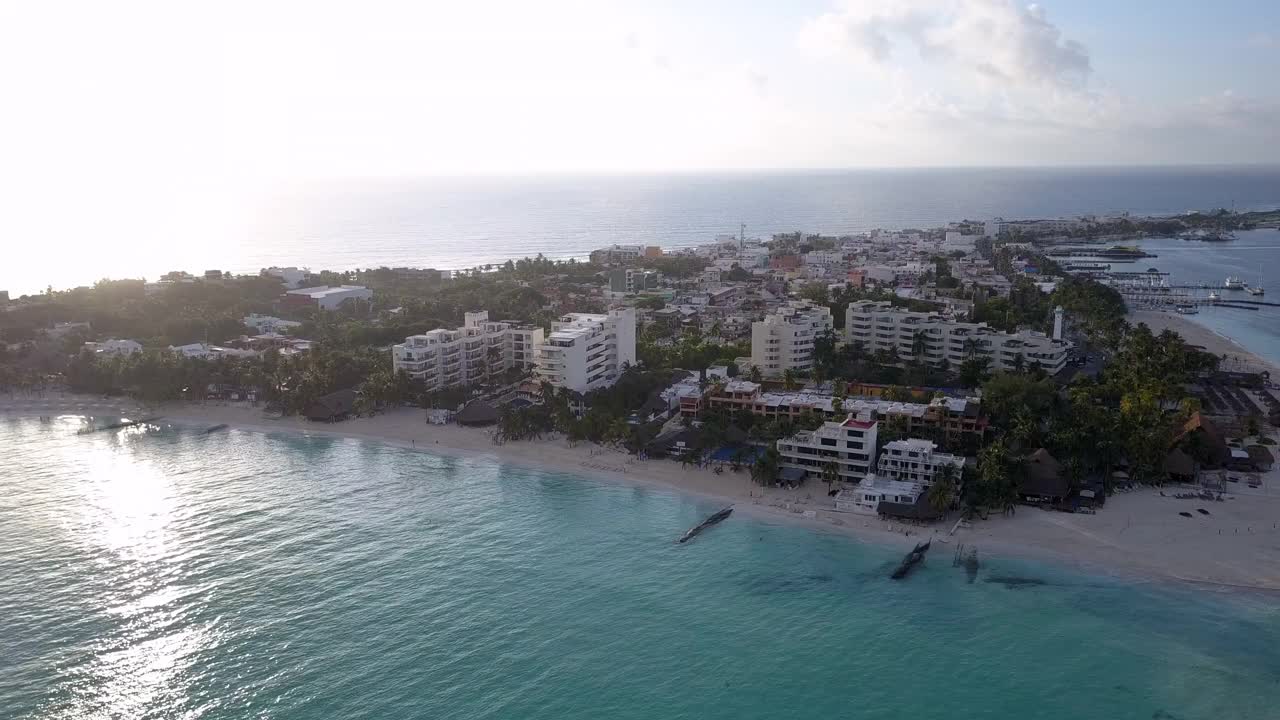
[0,0,1278,293]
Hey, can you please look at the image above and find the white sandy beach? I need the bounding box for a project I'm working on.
[1128,309,1280,377]
[5,392,1280,592]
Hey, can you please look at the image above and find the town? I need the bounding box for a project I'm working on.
[2,210,1277,530]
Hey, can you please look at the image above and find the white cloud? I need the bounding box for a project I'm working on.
[800,0,1090,90]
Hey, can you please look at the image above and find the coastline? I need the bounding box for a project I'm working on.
[1127,308,1280,377]
[5,393,1280,594]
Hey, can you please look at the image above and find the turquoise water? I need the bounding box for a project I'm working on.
[2,417,1279,719]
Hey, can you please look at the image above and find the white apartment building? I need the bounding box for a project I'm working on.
[836,439,966,515]
[750,300,833,378]
[589,244,656,265]
[83,339,142,356]
[876,439,965,485]
[243,314,302,334]
[263,266,307,289]
[535,308,636,394]
[391,311,544,391]
[803,250,845,266]
[845,301,1071,374]
[837,476,928,515]
[776,411,879,484]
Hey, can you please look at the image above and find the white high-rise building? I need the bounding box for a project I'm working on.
[776,411,879,484]
[534,308,636,394]
[392,311,543,391]
[845,301,1071,374]
[750,300,833,378]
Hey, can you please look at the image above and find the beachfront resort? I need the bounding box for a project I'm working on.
[2,210,1279,559]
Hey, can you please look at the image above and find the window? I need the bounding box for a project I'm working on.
[821,438,836,447]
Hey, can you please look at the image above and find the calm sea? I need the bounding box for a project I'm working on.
[6,166,1280,297]
[2,417,1278,719]
[1127,230,1280,366]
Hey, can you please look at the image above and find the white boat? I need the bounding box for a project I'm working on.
[1224,276,1245,290]
[1175,305,1198,315]
[1247,285,1264,296]
[1208,291,1221,302]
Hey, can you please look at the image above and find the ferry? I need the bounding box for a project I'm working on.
[1175,304,1199,315]
[1224,276,1245,290]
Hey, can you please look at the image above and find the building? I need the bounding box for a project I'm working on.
[391,311,544,391]
[876,439,965,485]
[835,476,927,515]
[776,411,879,484]
[168,343,257,359]
[845,301,1071,374]
[83,339,142,356]
[984,217,1082,237]
[283,285,372,311]
[608,268,661,294]
[535,308,636,394]
[263,266,307,289]
[750,300,833,378]
[0,290,9,304]
[707,381,986,441]
[589,245,660,265]
[243,314,302,334]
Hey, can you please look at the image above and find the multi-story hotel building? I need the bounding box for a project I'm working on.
[750,300,833,378]
[392,311,543,391]
[845,301,1071,374]
[534,308,637,394]
[706,380,986,441]
[776,411,879,484]
[876,439,965,485]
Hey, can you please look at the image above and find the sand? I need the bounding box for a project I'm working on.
[1128,309,1280,377]
[5,391,1280,592]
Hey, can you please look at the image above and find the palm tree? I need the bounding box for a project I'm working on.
[782,368,798,390]
[821,460,841,491]
[927,464,957,514]
[911,330,929,364]
[750,447,781,486]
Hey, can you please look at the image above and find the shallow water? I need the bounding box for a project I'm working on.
[2,417,1278,719]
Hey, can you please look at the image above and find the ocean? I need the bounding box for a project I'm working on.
[2,417,1278,719]
[6,166,1280,298]
[1126,230,1280,367]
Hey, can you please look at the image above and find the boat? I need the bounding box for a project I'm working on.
[1175,305,1198,315]
[1224,276,1245,290]
[678,506,733,543]
[890,538,932,579]
[1247,285,1265,296]
[1208,292,1220,302]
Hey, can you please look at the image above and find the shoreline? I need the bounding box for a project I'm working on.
[1127,308,1280,378]
[5,393,1280,595]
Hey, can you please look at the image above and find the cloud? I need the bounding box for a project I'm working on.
[800,0,1090,90]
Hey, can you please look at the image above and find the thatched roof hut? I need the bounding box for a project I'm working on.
[1163,448,1196,482]
[1019,448,1070,502]
[307,389,356,422]
[456,399,499,426]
